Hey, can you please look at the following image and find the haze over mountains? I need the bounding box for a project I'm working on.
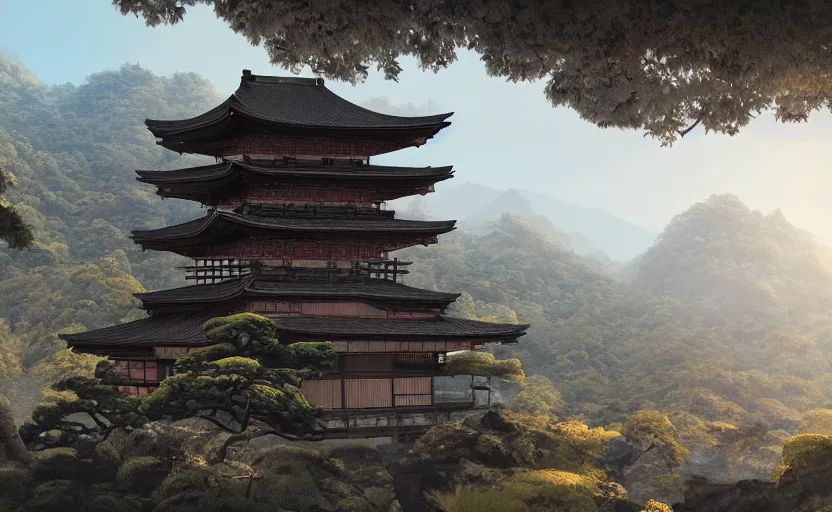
[3,52,832,510]
[395,182,658,262]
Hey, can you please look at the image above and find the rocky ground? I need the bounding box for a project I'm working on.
[1,407,831,512]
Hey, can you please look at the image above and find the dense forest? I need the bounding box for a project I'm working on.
[1,52,831,511]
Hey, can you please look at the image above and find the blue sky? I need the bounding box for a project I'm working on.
[2,0,831,241]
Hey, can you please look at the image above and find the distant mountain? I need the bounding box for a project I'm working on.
[410,182,658,262]
[633,193,832,333]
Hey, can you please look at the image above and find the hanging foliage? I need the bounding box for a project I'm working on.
[114,0,832,144]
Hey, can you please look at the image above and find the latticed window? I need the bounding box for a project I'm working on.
[114,360,159,384]
[187,258,249,284]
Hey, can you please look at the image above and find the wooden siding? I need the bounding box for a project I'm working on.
[219,188,380,207]
[332,340,473,353]
[394,377,432,406]
[248,301,437,318]
[210,240,389,260]
[218,133,422,159]
[345,379,393,408]
[153,346,208,360]
[301,379,343,409]
[341,354,395,372]
[302,377,435,410]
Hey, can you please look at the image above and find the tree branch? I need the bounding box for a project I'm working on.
[678,112,705,138]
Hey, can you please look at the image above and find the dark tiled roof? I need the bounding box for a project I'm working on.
[273,316,529,340]
[131,215,215,240]
[146,73,452,136]
[131,210,456,242]
[61,314,527,347]
[135,160,454,183]
[60,313,214,348]
[135,274,460,307]
[134,275,253,305]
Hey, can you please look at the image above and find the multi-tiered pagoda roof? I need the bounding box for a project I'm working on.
[130,208,456,256]
[147,72,453,157]
[134,271,462,313]
[61,70,529,436]
[62,313,526,352]
[136,159,454,204]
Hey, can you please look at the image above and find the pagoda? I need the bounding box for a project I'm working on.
[61,71,528,439]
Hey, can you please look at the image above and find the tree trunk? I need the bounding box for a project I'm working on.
[0,394,32,467]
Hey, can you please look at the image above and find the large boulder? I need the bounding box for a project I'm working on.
[0,464,35,502]
[0,395,31,467]
[116,456,169,493]
[153,494,277,512]
[674,479,780,512]
[335,496,375,512]
[153,462,251,503]
[31,447,96,482]
[83,483,147,512]
[411,421,481,465]
[25,480,85,512]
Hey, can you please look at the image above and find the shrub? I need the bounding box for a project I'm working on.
[173,343,237,374]
[773,434,832,480]
[445,351,526,384]
[641,499,673,512]
[427,485,529,512]
[116,456,168,493]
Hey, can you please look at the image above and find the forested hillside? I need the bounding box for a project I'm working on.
[0,52,214,419]
[399,203,832,494]
[1,54,832,507]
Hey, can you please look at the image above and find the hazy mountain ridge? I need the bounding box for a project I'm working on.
[400,199,832,491]
[400,182,658,262]
[2,56,832,508]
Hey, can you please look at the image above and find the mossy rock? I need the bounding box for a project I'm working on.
[93,436,123,466]
[248,469,331,510]
[116,456,169,494]
[0,497,25,512]
[154,465,219,502]
[246,442,326,469]
[154,493,275,512]
[411,421,481,464]
[25,480,85,512]
[450,459,506,487]
[473,434,513,467]
[32,447,95,482]
[154,462,250,502]
[0,465,35,501]
[336,496,375,512]
[328,445,383,471]
[346,464,394,489]
[319,477,362,498]
[363,486,396,509]
[84,483,147,512]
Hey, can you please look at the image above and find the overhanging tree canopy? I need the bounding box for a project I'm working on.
[113,0,832,145]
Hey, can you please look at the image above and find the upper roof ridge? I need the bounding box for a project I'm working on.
[241,69,323,86]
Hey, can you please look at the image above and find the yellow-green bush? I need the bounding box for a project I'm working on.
[429,468,619,512]
[428,485,529,512]
[641,499,673,512]
[773,434,832,480]
[444,351,526,384]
